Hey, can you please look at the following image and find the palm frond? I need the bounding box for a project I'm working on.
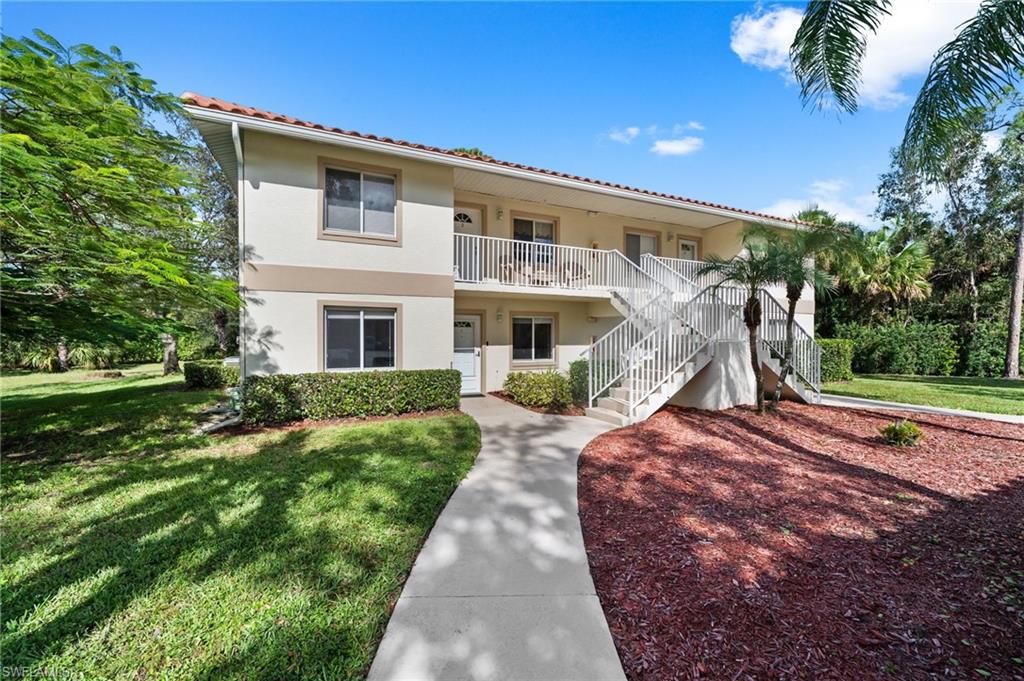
[790,0,892,113]
[901,0,1024,173]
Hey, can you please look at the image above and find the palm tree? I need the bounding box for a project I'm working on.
[842,225,933,320]
[789,0,1024,170]
[747,223,837,409]
[696,238,784,413]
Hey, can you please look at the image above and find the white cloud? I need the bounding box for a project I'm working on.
[762,178,877,224]
[608,126,640,143]
[650,137,705,157]
[673,121,706,134]
[730,1,981,109]
[730,5,803,71]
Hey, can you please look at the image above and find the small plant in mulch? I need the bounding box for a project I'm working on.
[879,419,925,446]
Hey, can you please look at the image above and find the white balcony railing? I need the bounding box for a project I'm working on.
[453,233,656,307]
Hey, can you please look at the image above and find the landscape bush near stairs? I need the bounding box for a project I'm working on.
[503,371,572,410]
[568,359,589,405]
[241,369,461,425]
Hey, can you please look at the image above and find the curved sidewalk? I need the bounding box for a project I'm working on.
[368,395,625,681]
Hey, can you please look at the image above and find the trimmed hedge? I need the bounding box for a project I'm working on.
[183,361,241,389]
[836,322,958,376]
[568,359,588,405]
[241,369,461,425]
[504,370,572,409]
[819,339,855,382]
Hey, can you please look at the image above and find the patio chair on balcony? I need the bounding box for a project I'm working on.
[563,261,589,288]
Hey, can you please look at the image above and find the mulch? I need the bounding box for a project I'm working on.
[488,390,587,416]
[578,404,1024,680]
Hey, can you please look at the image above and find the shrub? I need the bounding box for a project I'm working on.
[568,359,589,404]
[503,370,572,410]
[879,419,925,447]
[241,369,461,425]
[819,339,855,382]
[183,361,241,389]
[69,344,118,370]
[836,322,957,376]
[962,320,1024,377]
[177,330,221,361]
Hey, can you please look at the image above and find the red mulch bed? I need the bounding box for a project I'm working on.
[488,390,587,416]
[578,404,1024,680]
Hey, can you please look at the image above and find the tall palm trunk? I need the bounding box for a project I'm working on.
[743,294,765,413]
[1006,209,1024,379]
[772,295,799,408]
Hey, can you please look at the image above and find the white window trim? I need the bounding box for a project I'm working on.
[324,307,397,372]
[324,166,397,237]
[512,315,555,363]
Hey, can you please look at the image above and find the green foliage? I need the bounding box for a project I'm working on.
[20,346,62,373]
[568,359,589,404]
[503,371,572,410]
[963,320,1024,377]
[0,31,238,346]
[790,0,892,114]
[901,0,1024,173]
[1,365,479,679]
[67,345,118,370]
[837,322,958,376]
[242,370,462,425]
[819,339,855,382]
[822,374,1024,415]
[879,419,925,447]
[177,330,222,361]
[183,361,240,389]
[450,146,493,159]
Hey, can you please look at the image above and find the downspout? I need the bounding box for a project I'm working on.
[231,122,246,385]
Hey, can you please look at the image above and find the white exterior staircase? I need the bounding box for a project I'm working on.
[583,253,822,426]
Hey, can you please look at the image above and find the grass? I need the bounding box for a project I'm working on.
[1,364,480,680]
[823,374,1024,415]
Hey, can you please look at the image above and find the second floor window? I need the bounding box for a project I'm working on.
[513,217,554,245]
[324,167,396,236]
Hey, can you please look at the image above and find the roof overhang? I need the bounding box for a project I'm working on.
[185,104,798,230]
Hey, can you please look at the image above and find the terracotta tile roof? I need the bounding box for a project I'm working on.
[181,92,804,227]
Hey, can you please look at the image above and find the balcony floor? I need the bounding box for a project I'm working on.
[454,280,612,301]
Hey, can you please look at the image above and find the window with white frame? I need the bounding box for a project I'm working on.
[512,217,555,244]
[324,307,396,370]
[512,316,554,362]
[324,167,397,236]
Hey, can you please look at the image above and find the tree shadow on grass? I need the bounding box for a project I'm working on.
[2,400,479,679]
[579,406,1023,679]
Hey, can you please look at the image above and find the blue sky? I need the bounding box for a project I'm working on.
[6,1,979,224]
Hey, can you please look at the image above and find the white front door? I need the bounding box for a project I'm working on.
[678,238,699,261]
[454,207,483,281]
[453,314,482,395]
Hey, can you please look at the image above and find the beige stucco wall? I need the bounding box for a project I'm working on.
[454,293,620,393]
[243,290,452,375]
[243,130,454,275]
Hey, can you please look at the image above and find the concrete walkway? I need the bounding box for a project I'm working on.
[368,396,626,681]
[821,393,1024,424]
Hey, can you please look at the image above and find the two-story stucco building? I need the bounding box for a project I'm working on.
[185,93,821,425]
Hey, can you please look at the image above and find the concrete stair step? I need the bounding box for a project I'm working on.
[596,396,629,415]
[585,406,629,427]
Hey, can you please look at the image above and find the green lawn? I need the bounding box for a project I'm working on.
[1,364,479,680]
[823,373,1024,415]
